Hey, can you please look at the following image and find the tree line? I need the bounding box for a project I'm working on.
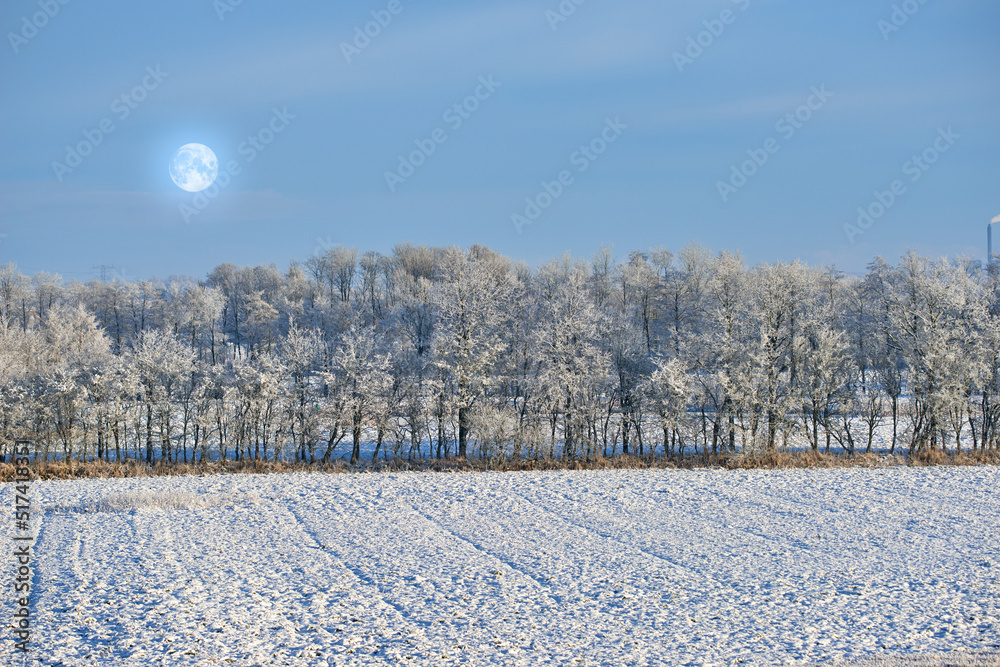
[1,243,997,467]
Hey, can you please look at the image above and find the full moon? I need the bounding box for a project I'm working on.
[169,143,218,192]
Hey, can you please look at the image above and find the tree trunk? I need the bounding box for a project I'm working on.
[145,401,154,463]
[458,405,469,458]
[351,410,362,465]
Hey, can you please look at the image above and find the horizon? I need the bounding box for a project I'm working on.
[1,240,996,287]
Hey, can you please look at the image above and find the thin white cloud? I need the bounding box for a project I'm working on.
[0,181,313,229]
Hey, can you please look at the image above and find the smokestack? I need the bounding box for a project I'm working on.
[991,216,1000,265]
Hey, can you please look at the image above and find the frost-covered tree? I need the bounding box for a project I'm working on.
[133,329,194,462]
[533,256,610,458]
[431,247,514,458]
[4,246,999,467]
[646,356,693,455]
[888,253,978,452]
[328,323,391,464]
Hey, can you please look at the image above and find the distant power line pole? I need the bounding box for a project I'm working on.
[91,264,118,282]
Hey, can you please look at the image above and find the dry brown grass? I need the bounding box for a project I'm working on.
[839,652,1000,666]
[1,448,997,481]
[706,449,910,470]
[371,454,674,474]
[0,458,349,482]
[910,448,1000,467]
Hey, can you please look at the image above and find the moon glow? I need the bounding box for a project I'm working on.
[169,143,219,192]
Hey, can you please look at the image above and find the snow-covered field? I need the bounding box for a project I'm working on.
[4,467,999,666]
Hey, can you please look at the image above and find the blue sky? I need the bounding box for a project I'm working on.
[1,0,997,281]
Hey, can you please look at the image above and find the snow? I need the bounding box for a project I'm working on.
[4,467,999,666]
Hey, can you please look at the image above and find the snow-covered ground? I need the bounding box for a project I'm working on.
[3,467,999,666]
